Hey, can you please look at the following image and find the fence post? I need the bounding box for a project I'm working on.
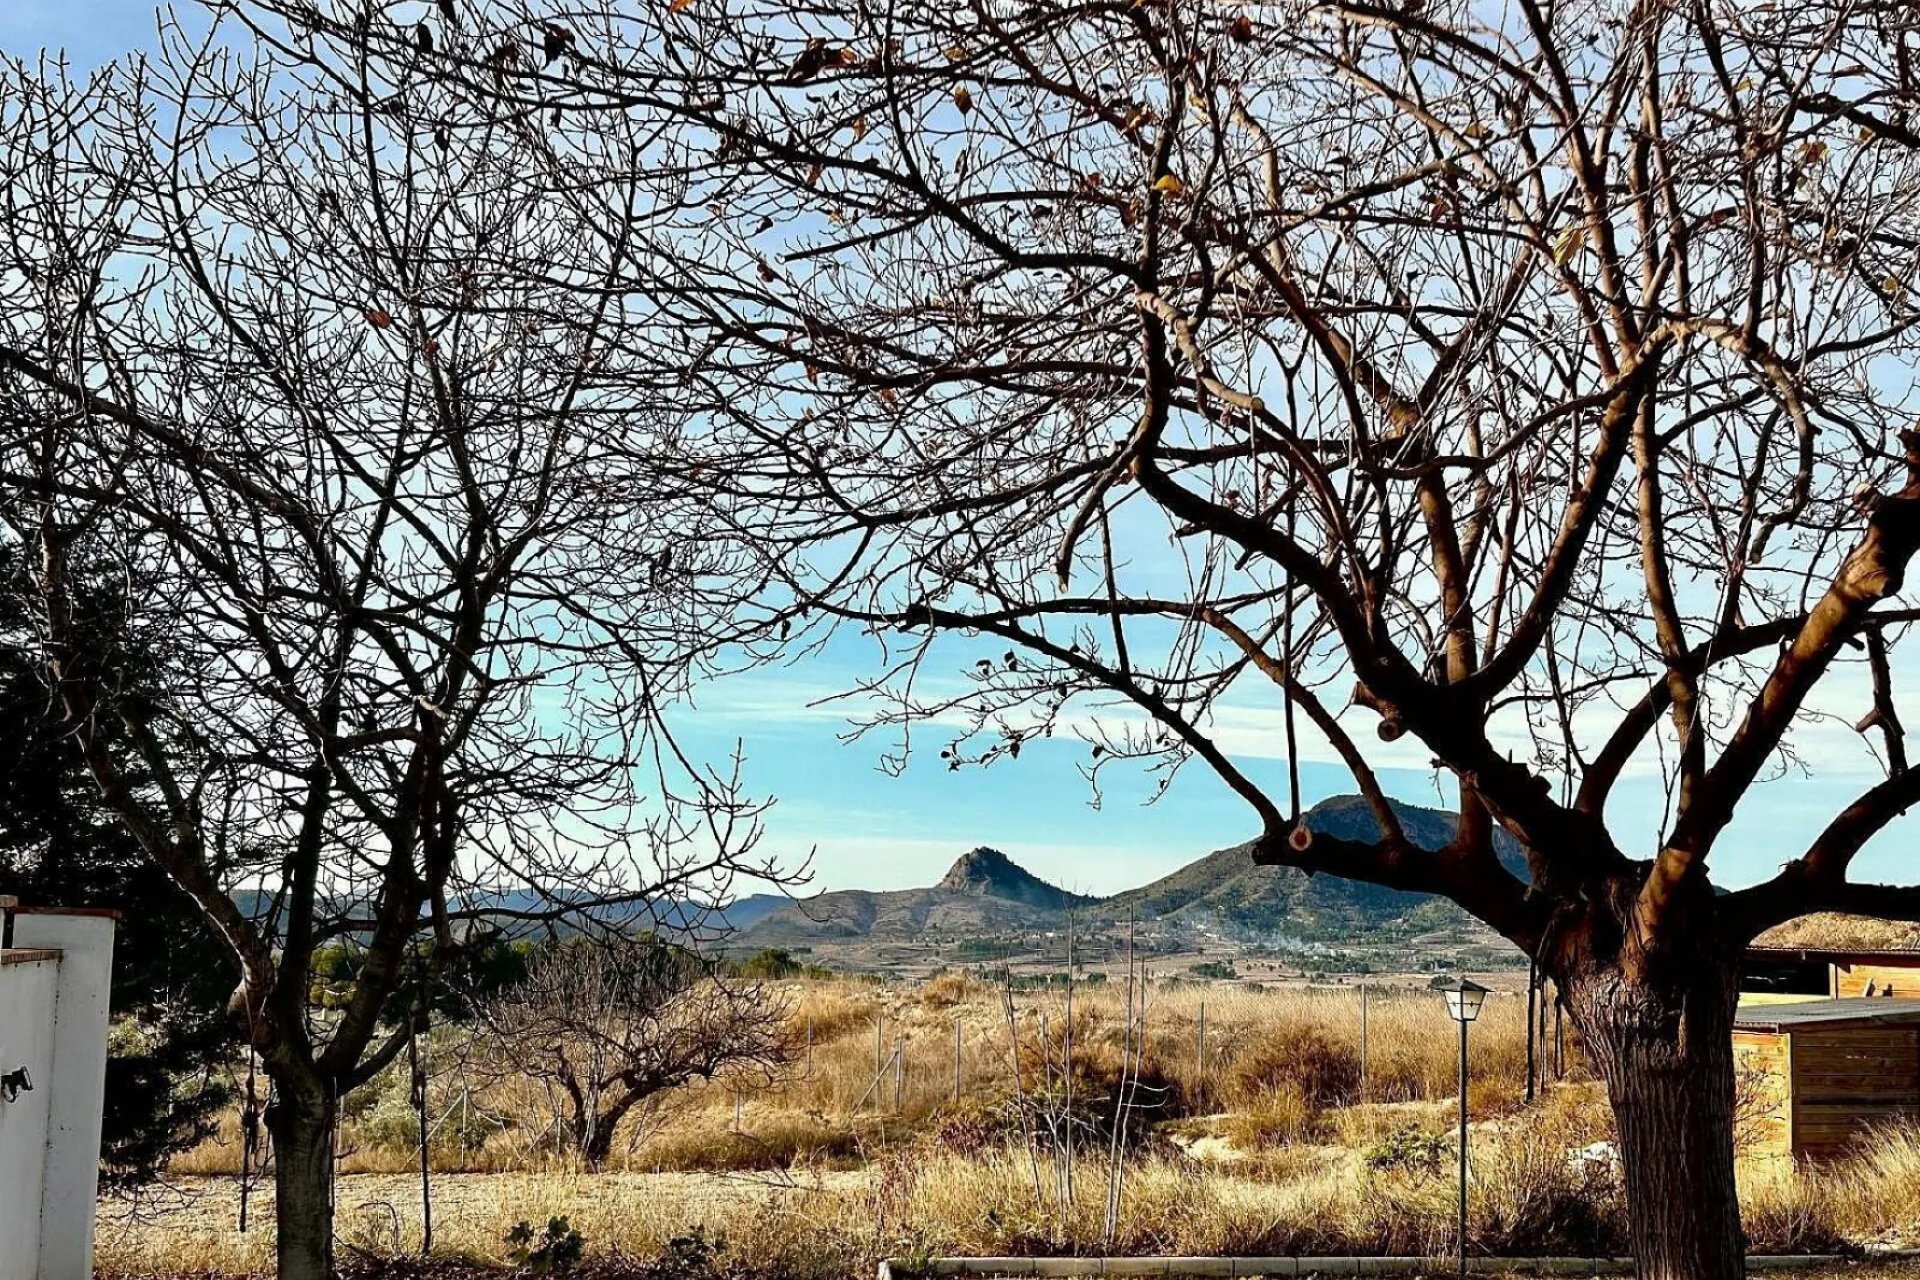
[1195,1000,1206,1092]
[1525,959,1538,1104]
[954,1018,963,1104]
[1554,1000,1565,1078]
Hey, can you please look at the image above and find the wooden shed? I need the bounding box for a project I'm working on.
[1732,998,1920,1163]
[1745,912,1920,999]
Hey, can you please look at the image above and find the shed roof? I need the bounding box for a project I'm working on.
[1734,997,1920,1032]
[1748,913,1920,956]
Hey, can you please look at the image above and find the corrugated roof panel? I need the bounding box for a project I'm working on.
[1734,997,1920,1032]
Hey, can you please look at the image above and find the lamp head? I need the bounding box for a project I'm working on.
[1441,976,1489,1023]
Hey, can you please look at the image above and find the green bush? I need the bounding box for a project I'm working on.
[1363,1124,1449,1176]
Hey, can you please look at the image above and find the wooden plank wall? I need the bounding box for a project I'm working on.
[1733,1029,1793,1163]
[1833,961,1920,998]
[1789,1027,1920,1162]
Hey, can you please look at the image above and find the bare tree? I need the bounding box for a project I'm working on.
[478,936,790,1167]
[0,25,793,1279]
[258,0,1920,1275]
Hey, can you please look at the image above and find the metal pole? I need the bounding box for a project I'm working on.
[1525,958,1537,1105]
[1458,1015,1469,1277]
[410,1026,432,1254]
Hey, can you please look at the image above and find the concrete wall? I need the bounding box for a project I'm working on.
[0,910,116,1280]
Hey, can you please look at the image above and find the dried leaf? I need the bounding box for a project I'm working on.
[953,86,972,114]
[1552,224,1587,265]
[1152,173,1186,197]
[669,0,693,11]
[365,308,393,329]
[1228,14,1255,42]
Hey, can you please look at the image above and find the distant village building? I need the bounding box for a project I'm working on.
[1743,912,1920,999]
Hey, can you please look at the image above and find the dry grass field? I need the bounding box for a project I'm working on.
[100,976,1920,1278]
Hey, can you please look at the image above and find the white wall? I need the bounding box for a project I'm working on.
[0,954,57,1280]
[0,911,116,1280]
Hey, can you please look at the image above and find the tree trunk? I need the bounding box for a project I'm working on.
[1565,951,1745,1280]
[267,1080,337,1280]
[580,1117,615,1169]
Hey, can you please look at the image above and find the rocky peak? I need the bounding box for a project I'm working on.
[936,847,1088,909]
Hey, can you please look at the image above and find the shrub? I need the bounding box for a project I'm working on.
[506,1217,585,1273]
[1223,1021,1361,1109]
[919,972,982,1010]
[1220,1084,1318,1148]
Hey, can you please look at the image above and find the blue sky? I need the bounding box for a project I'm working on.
[5,1,1913,901]
[1,0,159,69]
[668,624,1906,896]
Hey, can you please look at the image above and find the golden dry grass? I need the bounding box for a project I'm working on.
[119,975,1920,1279]
[103,1101,1920,1279]
[167,978,1548,1179]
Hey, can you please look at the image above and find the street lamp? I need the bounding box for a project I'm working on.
[1441,977,1488,1276]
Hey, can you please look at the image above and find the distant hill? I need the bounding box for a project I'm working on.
[737,847,1091,945]
[739,798,1529,950]
[1101,794,1529,941]
[232,798,1526,957]
[229,886,790,943]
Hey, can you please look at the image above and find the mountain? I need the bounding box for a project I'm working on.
[1101,795,1529,942]
[719,893,789,930]
[738,798,1529,951]
[937,846,1094,910]
[736,847,1093,945]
